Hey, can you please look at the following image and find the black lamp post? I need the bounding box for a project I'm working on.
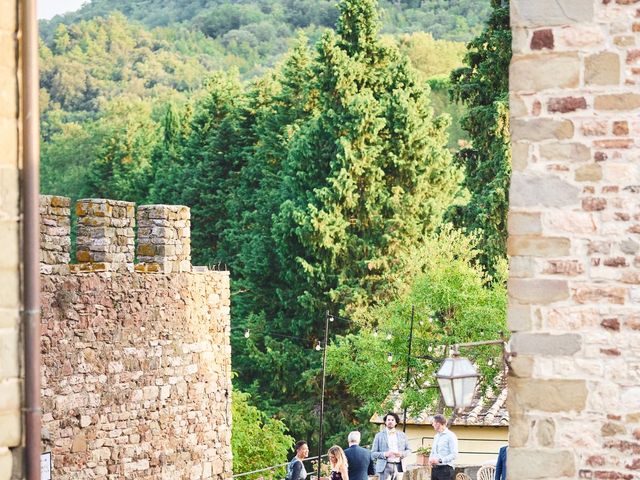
[317,310,331,480]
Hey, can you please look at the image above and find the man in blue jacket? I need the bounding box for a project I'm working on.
[495,446,507,480]
[344,431,374,480]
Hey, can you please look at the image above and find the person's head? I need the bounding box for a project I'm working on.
[295,440,309,458]
[347,431,361,445]
[431,414,447,433]
[383,412,400,430]
[328,445,348,469]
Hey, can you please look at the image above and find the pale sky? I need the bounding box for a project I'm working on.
[38,0,88,19]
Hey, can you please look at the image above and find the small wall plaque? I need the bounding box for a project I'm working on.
[41,452,52,480]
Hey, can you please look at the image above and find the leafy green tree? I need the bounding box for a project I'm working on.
[232,390,295,479]
[327,226,507,418]
[449,0,511,275]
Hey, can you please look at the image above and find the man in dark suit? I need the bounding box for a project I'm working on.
[495,446,507,480]
[344,431,374,480]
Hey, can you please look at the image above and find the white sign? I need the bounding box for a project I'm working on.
[41,452,52,480]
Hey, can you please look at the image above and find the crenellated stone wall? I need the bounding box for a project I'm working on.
[508,1,640,479]
[39,195,232,480]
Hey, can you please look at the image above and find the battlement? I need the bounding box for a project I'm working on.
[40,195,192,274]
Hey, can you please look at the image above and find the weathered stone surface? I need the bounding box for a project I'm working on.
[585,52,621,85]
[508,212,542,235]
[511,54,580,92]
[511,333,581,356]
[595,93,640,111]
[576,164,603,182]
[512,142,530,171]
[508,304,532,331]
[40,260,232,479]
[509,448,576,478]
[509,378,588,412]
[548,96,587,113]
[512,118,574,141]
[539,142,590,164]
[531,29,554,50]
[536,419,556,447]
[508,236,571,256]
[511,0,594,26]
[508,278,570,304]
[510,173,580,207]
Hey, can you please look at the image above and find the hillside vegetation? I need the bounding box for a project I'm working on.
[39,0,511,473]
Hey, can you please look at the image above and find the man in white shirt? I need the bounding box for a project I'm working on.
[372,412,412,480]
[428,414,458,480]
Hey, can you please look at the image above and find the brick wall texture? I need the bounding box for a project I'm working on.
[0,0,22,479]
[39,196,232,479]
[509,1,640,479]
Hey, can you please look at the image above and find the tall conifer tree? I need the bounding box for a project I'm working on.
[449,0,511,275]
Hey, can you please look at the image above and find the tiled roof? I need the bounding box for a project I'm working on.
[370,375,508,427]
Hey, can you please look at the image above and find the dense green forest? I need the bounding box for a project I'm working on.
[39,0,510,475]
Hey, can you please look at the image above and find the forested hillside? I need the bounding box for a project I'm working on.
[39,0,509,473]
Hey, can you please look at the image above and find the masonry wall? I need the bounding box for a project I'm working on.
[0,1,23,479]
[508,1,640,479]
[39,196,232,479]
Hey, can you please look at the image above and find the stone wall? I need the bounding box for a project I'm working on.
[39,195,232,479]
[0,0,23,479]
[508,1,640,479]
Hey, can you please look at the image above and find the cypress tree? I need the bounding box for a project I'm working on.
[449,0,511,275]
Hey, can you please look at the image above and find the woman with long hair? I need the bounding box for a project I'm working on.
[328,445,349,480]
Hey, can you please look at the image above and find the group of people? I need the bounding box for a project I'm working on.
[287,412,460,480]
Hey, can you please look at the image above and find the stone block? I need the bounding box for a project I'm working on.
[511,54,580,92]
[509,354,534,378]
[512,0,594,26]
[572,285,626,304]
[0,411,19,447]
[595,93,640,111]
[576,164,603,182]
[0,268,20,309]
[0,328,18,379]
[511,333,581,356]
[0,120,17,167]
[0,447,11,479]
[508,278,570,304]
[0,308,17,330]
[511,142,529,171]
[512,118,574,141]
[547,96,587,113]
[0,67,17,121]
[536,418,556,447]
[539,143,590,163]
[510,378,587,412]
[585,52,621,85]
[507,303,532,331]
[510,173,580,208]
[557,24,606,49]
[508,212,542,235]
[510,256,535,278]
[508,448,575,478]
[508,236,571,257]
[0,379,19,413]
[543,211,596,234]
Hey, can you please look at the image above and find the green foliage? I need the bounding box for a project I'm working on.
[232,389,295,478]
[38,0,502,456]
[396,32,465,80]
[449,0,511,275]
[327,226,507,416]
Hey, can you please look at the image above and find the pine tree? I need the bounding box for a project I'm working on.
[449,0,511,275]
[275,0,460,317]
